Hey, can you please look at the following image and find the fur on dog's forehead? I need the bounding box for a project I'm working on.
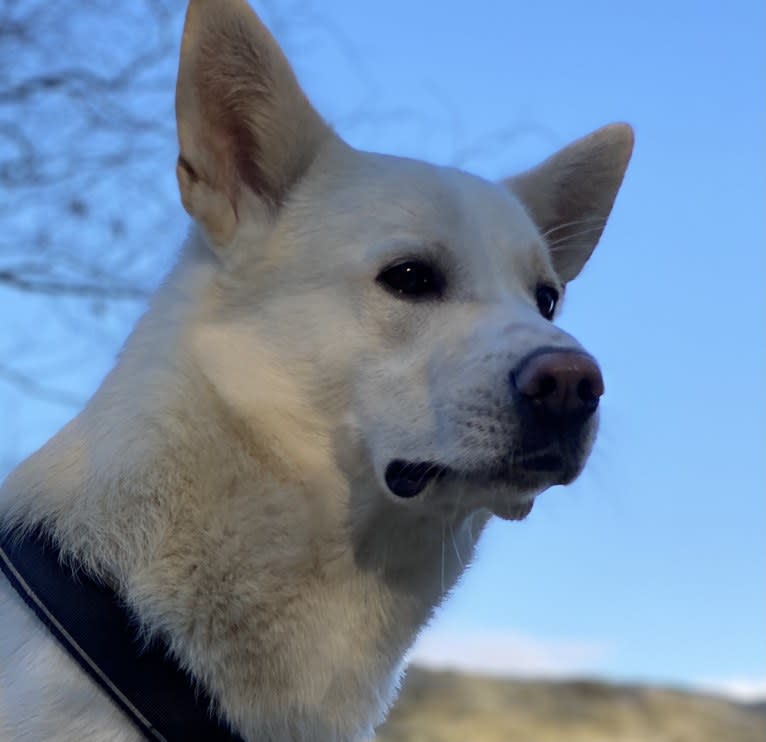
[249,145,554,294]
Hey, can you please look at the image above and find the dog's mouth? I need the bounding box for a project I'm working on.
[384,452,568,518]
[384,460,449,498]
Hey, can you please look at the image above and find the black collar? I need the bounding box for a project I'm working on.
[0,527,244,742]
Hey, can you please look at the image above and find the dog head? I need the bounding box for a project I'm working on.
[176,0,633,522]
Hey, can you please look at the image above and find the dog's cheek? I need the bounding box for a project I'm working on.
[191,323,305,420]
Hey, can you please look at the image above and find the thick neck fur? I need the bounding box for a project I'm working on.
[0,231,483,741]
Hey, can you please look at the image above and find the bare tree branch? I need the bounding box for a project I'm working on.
[0,362,82,408]
[0,270,149,299]
[0,0,186,409]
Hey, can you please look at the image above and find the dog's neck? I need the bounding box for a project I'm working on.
[0,236,486,740]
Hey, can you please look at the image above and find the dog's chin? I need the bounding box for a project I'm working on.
[487,493,536,521]
[383,452,583,521]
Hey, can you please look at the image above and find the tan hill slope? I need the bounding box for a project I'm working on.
[377,667,766,742]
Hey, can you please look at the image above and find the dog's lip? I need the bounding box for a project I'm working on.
[513,453,564,472]
[384,460,537,521]
[384,451,564,499]
[445,452,565,483]
[384,460,448,498]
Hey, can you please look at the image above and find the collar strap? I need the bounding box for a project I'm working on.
[0,527,244,742]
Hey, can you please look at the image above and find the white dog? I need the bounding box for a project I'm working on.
[0,0,633,739]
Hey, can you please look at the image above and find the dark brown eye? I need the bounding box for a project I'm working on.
[377,260,444,300]
[536,284,558,320]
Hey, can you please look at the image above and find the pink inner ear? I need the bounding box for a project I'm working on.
[194,23,277,207]
[176,0,330,218]
[505,124,633,283]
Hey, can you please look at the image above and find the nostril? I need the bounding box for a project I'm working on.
[577,378,596,403]
[538,374,557,398]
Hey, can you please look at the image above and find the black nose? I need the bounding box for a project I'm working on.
[511,349,604,422]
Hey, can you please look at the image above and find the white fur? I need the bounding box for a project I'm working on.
[0,1,632,740]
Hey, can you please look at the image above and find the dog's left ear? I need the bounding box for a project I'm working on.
[506,124,634,282]
[175,0,333,247]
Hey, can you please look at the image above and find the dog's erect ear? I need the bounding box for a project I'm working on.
[506,124,633,282]
[175,0,331,246]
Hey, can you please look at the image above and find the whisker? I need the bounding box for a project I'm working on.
[453,478,467,515]
[547,225,607,249]
[541,216,606,240]
[448,519,464,570]
[440,520,446,596]
[399,461,442,491]
[467,510,477,542]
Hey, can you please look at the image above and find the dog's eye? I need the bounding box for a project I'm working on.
[377,260,444,300]
[535,284,559,320]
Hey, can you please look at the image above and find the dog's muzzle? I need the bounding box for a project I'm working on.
[384,348,603,500]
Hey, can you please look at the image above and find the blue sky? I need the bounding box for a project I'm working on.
[2,0,764,700]
[282,0,766,697]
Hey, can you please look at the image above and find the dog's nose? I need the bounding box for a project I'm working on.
[511,349,604,421]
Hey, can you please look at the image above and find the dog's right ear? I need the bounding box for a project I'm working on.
[505,124,633,283]
[175,0,332,247]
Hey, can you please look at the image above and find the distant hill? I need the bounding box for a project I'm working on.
[376,667,766,742]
